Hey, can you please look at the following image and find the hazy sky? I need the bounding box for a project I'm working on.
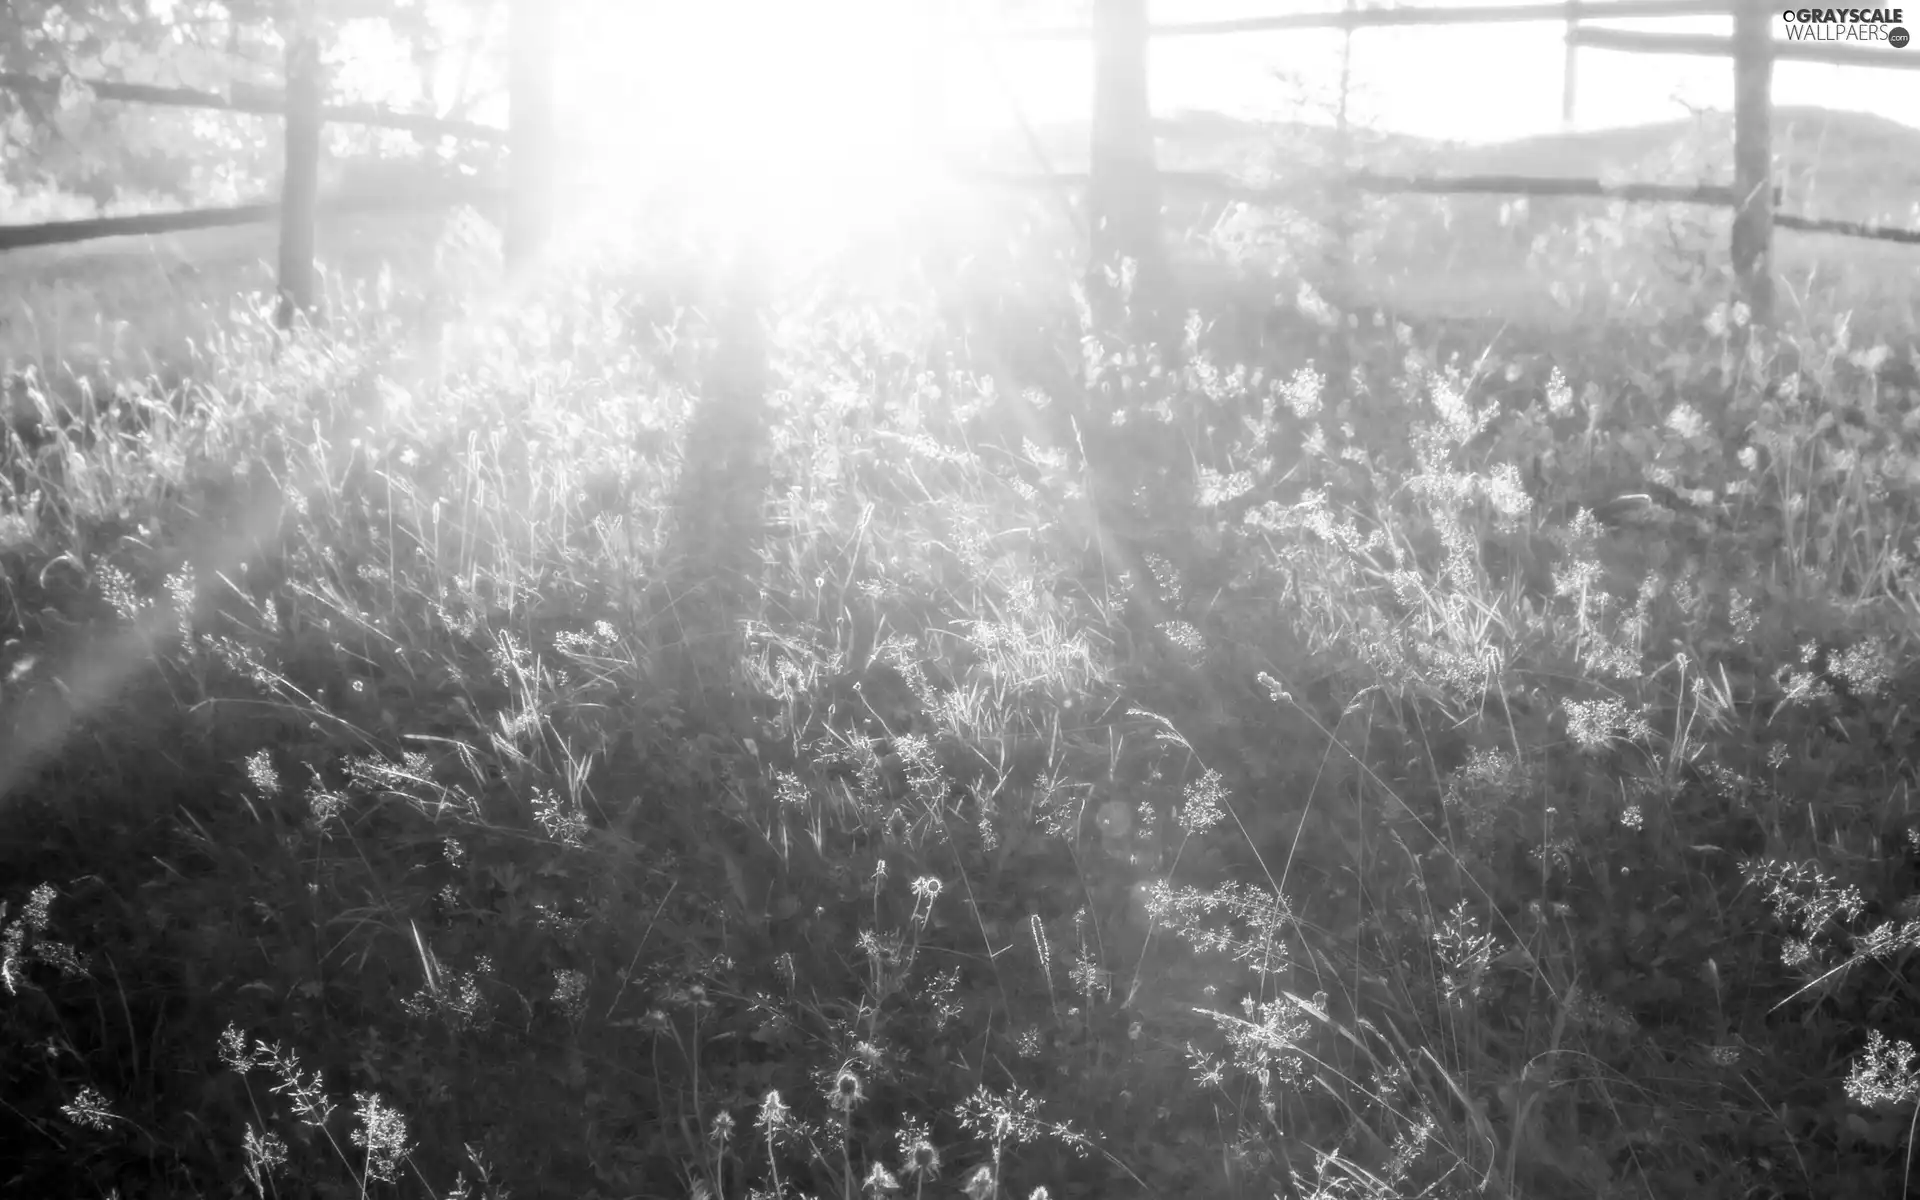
[974,6,1920,144]
[557,0,1918,177]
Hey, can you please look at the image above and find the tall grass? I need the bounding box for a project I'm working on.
[2,173,1920,1200]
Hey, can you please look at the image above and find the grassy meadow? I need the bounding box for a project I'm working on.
[4,109,1920,1200]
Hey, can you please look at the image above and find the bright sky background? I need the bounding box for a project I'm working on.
[545,0,1919,152]
[463,0,1917,256]
[968,3,1920,144]
[1128,6,1920,142]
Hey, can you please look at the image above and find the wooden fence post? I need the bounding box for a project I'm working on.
[1562,0,1581,124]
[1731,0,1774,322]
[506,0,556,274]
[276,30,322,328]
[1088,0,1162,311]
[914,0,947,151]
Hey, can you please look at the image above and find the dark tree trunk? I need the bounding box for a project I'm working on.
[276,32,322,329]
[1731,0,1774,323]
[506,0,556,274]
[1087,0,1163,325]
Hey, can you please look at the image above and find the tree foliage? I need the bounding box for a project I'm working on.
[0,0,502,211]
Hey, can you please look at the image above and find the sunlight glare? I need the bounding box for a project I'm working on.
[555,0,952,262]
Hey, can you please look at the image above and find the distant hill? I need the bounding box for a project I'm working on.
[1455,106,1920,224]
[969,106,1920,227]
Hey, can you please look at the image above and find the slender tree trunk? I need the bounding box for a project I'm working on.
[1562,0,1581,126]
[914,0,947,155]
[507,0,556,274]
[1082,0,1195,655]
[1088,0,1162,326]
[1731,0,1774,323]
[276,30,322,329]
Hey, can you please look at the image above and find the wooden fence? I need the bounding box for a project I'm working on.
[0,1,550,328]
[1001,0,1920,324]
[0,0,1915,327]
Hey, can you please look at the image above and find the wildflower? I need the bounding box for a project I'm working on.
[1178,769,1228,836]
[909,876,943,928]
[757,1089,790,1135]
[1545,368,1575,416]
[1846,1030,1920,1108]
[1067,956,1109,1000]
[1280,366,1324,418]
[531,789,587,847]
[827,1066,866,1112]
[95,564,148,623]
[242,1124,288,1197]
[709,1111,735,1147]
[1192,1050,1227,1089]
[350,1091,412,1183]
[60,1086,116,1131]
[863,1162,901,1193]
[1665,403,1708,441]
[1563,697,1651,752]
[242,752,280,796]
[1158,619,1205,659]
[1482,462,1534,521]
[1196,467,1255,508]
[2,883,61,995]
[551,969,589,1021]
[1830,640,1894,699]
[899,1122,941,1180]
[964,1165,997,1200]
[219,1024,257,1072]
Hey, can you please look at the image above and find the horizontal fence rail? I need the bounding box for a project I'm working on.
[0,71,508,142]
[962,162,1920,246]
[959,164,1783,208]
[1775,211,1920,245]
[0,183,504,252]
[1005,0,1732,39]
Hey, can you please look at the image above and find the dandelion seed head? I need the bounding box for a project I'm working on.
[903,1138,940,1179]
[828,1067,866,1112]
[756,1090,790,1138]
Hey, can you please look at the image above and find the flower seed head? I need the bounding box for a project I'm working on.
[829,1067,865,1112]
[904,1138,940,1179]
